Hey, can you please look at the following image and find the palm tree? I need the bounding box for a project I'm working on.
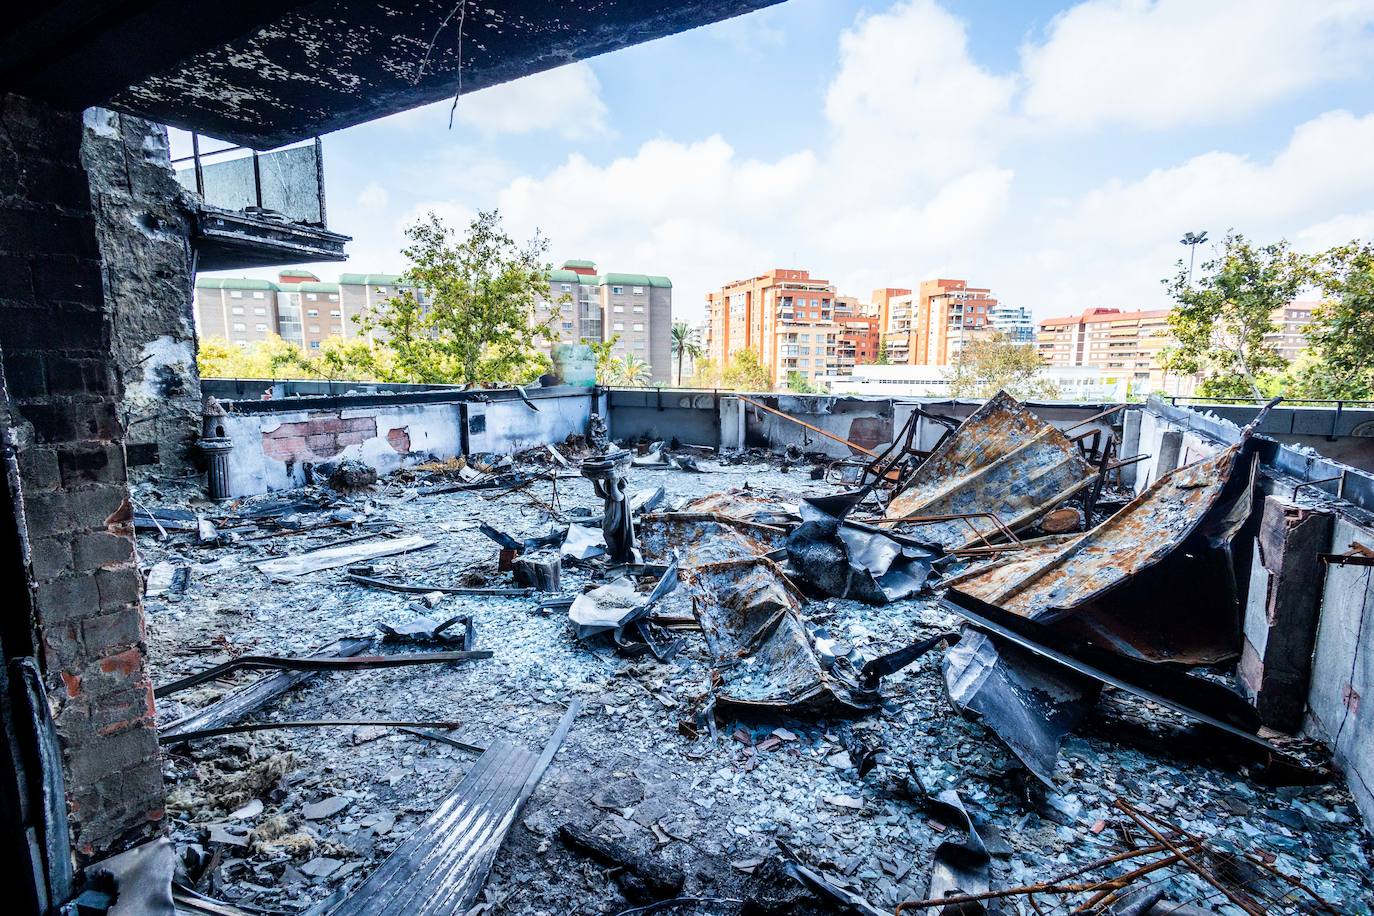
[616,354,652,387]
[670,320,704,386]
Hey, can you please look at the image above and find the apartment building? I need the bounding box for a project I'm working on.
[1268,300,1318,362]
[537,259,673,383]
[1036,307,1174,390]
[870,287,911,346]
[988,304,1035,344]
[884,278,997,366]
[705,268,842,387]
[834,296,881,370]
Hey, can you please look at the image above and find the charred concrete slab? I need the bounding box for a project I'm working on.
[1240,496,1334,732]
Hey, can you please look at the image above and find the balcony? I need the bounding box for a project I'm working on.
[174,134,350,271]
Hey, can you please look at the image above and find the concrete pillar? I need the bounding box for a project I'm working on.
[1120,408,1142,488]
[1156,428,1184,478]
[719,396,745,452]
[1238,496,1334,732]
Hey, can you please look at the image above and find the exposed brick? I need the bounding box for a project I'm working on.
[66,726,158,788]
[81,605,143,652]
[0,301,107,352]
[4,352,46,398]
[17,447,60,491]
[20,400,121,444]
[33,572,99,623]
[58,443,126,488]
[72,530,133,571]
[47,355,115,397]
[95,566,141,607]
[30,254,104,305]
[29,535,72,580]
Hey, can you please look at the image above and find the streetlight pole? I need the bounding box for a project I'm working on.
[1180,230,1209,286]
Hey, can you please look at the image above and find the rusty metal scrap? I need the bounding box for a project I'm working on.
[884,392,1098,548]
[688,558,881,717]
[639,512,789,566]
[678,488,797,526]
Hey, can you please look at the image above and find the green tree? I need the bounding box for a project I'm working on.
[1163,231,1311,399]
[720,349,772,392]
[946,334,1058,399]
[670,320,703,386]
[589,335,622,385]
[612,354,653,387]
[359,210,555,386]
[197,334,305,379]
[786,370,819,393]
[1287,242,1374,399]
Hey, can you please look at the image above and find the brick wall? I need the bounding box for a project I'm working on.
[0,94,164,862]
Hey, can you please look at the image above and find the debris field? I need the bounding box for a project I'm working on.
[138,394,1374,916]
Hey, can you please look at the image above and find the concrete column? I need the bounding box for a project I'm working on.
[1156,428,1184,477]
[1120,408,1142,488]
[719,396,745,452]
[1238,496,1334,732]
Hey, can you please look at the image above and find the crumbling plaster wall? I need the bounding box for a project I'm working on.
[218,390,597,496]
[0,94,164,862]
[80,109,201,483]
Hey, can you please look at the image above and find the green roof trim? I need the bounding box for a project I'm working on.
[601,272,670,288]
[338,273,405,287]
[294,282,340,293]
[562,259,597,270]
[278,269,319,279]
[195,277,280,291]
[579,275,600,285]
[548,269,581,283]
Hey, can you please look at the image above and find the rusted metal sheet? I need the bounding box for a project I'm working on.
[678,488,796,526]
[884,392,1096,548]
[688,558,879,717]
[639,512,788,566]
[945,445,1245,622]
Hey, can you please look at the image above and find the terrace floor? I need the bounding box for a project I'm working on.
[137,455,1374,915]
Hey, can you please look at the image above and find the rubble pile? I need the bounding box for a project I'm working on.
[124,398,1372,915]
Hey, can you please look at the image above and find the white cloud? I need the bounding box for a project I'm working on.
[1021,0,1374,130]
[1000,110,1374,311]
[357,182,389,211]
[452,62,609,140]
[826,0,1016,185]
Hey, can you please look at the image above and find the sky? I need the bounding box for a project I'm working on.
[186,0,1374,324]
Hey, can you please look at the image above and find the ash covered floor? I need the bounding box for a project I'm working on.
[139,456,1374,915]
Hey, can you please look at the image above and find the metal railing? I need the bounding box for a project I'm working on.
[173,134,327,226]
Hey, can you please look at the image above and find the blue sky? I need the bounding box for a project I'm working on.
[194,0,1374,323]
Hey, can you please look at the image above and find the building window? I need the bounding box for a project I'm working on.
[307,309,319,317]
[232,322,246,331]
[254,307,266,315]
[562,321,574,330]
[231,306,244,315]
[310,324,321,332]
[229,290,243,298]
[613,322,624,331]
[329,294,339,301]
[306,293,317,301]
[614,305,624,312]
[330,309,341,317]
[375,286,388,294]
[253,291,265,299]
[310,340,320,349]
[255,323,268,331]
[633,323,644,331]
[612,286,624,295]
[633,287,644,295]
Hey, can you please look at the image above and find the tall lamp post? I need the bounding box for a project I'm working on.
[1180,230,1209,286]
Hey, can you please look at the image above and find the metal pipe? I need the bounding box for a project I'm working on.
[736,394,879,458]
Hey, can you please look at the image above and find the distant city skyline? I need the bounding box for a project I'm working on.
[178,0,1374,325]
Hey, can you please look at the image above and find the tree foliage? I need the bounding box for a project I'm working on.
[670,320,703,386]
[358,210,555,386]
[786,370,820,393]
[198,335,309,380]
[1163,231,1310,399]
[946,334,1058,399]
[1287,242,1374,400]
